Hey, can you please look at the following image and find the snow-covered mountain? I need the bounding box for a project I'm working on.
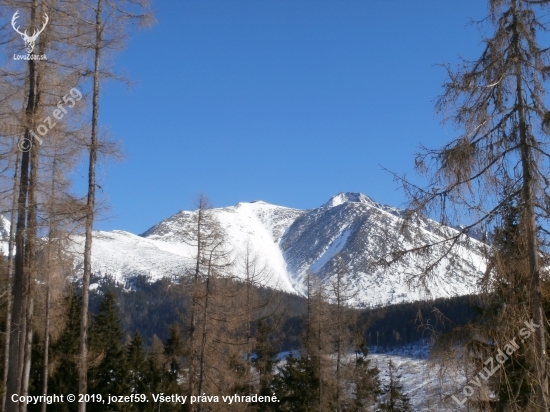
[70,192,485,306]
[280,193,485,306]
[72,200,304,294]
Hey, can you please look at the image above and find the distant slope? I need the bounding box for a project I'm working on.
[71,230,188,284]
[140,200,303,292]
[66,192,486,307]
[70,201,303,294]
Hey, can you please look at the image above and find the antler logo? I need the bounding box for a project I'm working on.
[11,10,49,54]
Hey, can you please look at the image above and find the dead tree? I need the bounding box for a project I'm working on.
[386,1,550,410]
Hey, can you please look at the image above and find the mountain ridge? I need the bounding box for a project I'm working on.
[2,192,486,307]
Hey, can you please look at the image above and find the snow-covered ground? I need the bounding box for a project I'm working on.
[371,348,467,411]
[275,343,469,411]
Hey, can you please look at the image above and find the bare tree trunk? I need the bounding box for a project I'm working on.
[20,298,33,412]
[16,66,42,412]
[2,149,20,412]
[41,141,60,412]
[40,285,50,412]
[6,1,40,407]
[245,248,252,387]
[78,1,102,410]
[19,54,42,410]
[197,288,209,397]
[188,203,205,412]
[305,272,312,352]
[197,256,212,412]
[335,271,341,412]
[6,84,32,411]
[185,197,231,408]
[512,2,548,410]
[317,302,322,412]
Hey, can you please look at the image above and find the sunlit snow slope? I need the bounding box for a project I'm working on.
[68,193,485,307]
[140,200,303,292]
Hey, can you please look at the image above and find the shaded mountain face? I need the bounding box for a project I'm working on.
[66,192,485,307]
[280,193,485,306]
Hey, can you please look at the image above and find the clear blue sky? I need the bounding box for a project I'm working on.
[88,0,491,234]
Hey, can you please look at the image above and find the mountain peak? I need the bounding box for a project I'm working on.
[323,192,373,208]
[234,200,272,208]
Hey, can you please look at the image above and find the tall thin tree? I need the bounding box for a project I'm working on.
[75,2,153,409]
[386,1,550,409]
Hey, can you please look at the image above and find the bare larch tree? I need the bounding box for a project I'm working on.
[387,1,550,410]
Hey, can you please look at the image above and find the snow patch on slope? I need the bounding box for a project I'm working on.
[309,228,352,273]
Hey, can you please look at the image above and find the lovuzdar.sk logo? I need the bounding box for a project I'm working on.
[11,10,49,61]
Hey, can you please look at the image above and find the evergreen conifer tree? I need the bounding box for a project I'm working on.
[126,333,148,399]
[378,360,411,412]
[271,354,319,412]
[88,291,128,411]
[48,293,82,412]
[164,324,185,379]
[255,319,278,397]
[350,343,381,412]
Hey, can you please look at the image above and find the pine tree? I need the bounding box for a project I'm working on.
[48,292,82,412]
[126,333,148,399]
[254,319,278,397]
[378,360,411,412]
[164,324,185,379]
[350,342,381,412]
[87,291,128,412]
[271,354,319,412]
